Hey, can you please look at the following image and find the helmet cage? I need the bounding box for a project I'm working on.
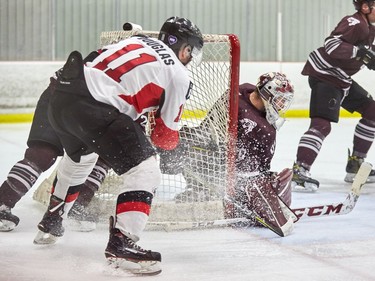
[256,72,294,129]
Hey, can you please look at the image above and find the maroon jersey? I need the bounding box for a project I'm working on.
[235,83,276,175]
[302,11,375,90]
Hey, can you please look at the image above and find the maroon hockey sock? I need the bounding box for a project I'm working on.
[296,118,331,169]
[352,118,375,158]
[0,160,41,208]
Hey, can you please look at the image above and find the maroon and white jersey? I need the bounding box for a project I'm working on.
[235,83,276,175]
[302,11,375,90]
[84,36,192,150]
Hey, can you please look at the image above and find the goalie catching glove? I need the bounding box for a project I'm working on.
[356,45,375,70]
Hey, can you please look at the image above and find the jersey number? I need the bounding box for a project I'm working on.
[93,44,157,82]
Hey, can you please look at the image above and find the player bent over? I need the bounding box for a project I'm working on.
[292,0,375,191]
[34,16,203,275]
[0,69,109,232]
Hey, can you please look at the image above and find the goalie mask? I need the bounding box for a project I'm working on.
[256,72,294,130]
[158,16,204,65]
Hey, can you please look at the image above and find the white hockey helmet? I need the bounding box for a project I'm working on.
[256,72,294,130]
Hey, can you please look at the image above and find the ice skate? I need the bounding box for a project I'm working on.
[291,162,320,192]
[104,216,161,276]
[34,195,65,245]
[67,201,98,232]
[0,204,20,232]
[345,150,375,183]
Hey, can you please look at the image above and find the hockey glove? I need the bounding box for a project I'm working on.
[356,45,375,70]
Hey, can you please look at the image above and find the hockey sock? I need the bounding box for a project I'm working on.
[352,118,375,158]
[0,160,41,208]
[296,117,331,169]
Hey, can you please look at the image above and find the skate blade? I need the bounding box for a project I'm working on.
[33,230,59,245]
[67,219,96,232]
[291,181,318,193]
[0,220,16,232]
[106,257,161,276]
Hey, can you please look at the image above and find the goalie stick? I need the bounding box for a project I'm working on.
[292,161,372,219]
[147,162,372,234]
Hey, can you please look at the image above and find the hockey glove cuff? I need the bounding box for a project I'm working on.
[356,45,375,70]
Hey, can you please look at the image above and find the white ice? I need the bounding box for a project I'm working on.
[1,118,375,281]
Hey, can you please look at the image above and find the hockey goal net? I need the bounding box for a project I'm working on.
[33,30,240,230]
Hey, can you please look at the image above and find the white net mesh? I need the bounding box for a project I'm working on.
[33,30,240,229]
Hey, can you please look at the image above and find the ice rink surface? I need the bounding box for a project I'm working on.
[1,118,375,281]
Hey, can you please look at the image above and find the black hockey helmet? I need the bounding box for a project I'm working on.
[158,16,204,63]
[353,0,375,11]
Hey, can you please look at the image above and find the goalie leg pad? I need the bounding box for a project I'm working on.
[243,176,294,235]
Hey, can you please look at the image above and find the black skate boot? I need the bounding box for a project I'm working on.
[345,149,375,183]
[0,204,20,232]
[67,201,98,232]
[291,162,320,192]
[104,216,161,275]
[34,195,65,245]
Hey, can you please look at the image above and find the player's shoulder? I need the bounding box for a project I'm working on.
[239,83,256,94]
[340,12,367,29]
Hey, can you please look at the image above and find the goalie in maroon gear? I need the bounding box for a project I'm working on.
[160,72,297,236]
[226,72,296,236]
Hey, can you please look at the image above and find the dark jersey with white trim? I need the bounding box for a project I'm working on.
[235,83,276,175]
[301,12,375,90]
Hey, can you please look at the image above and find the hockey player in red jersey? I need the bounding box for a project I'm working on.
[33,16,203,275]
[0,57,110,233]
[292,0,375,191]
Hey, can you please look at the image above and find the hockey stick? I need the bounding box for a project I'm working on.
[220,162,371,223]
[147,163,372,233]
[147,217,252,231]
[292,162,372,219]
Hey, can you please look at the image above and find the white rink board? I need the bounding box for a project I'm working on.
[1,61,374,112]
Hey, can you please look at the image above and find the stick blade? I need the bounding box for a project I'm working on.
[352,162,373,195]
